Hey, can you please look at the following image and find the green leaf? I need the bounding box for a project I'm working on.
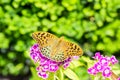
[14,40,26,51]
[55,68,64,80]
[64,68,79,80]
[96,42,105,50]
[0,7,4,17]
[70,60,85,69]
[0,33,9,48]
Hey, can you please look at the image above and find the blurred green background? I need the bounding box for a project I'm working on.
[0,0,120,80]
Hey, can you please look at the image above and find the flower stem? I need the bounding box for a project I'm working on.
[111,71,119,80]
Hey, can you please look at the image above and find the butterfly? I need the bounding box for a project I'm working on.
[32,31,83,62]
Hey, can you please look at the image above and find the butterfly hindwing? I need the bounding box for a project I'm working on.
[40,46,51,58]
[61,38,83,58]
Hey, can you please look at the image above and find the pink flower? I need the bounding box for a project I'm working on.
[117,77,120,80]
[93,52,102,60]
[94,62,104,72]
[88,67,98,75]
[102,66,111,77]
[30,44,77,79]
[110,56,118,65]
[63,62,70,69]
[42,63,49,71]
[106,56,111,62]
[49,64,59,72]
[38,71,48,79]
[88,52,118,79]
[99,57,109,66]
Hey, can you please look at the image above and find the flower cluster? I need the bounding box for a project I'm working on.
[118,77,120,80]
[30,44,73,79]
[88,52,118,78]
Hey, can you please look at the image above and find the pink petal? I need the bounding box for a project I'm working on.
[38,71,48,79]
[110,56,118,65]
[94,62,104,72]
[102,66,111,77]
[99,57,109,66]
[49,64,59,72]
[93,52,102,60]
[88,67,98,75]
[63,62,70,69]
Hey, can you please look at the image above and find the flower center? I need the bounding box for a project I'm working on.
[102,59,106,64]
[51,66,55,69]
[112,59,115,62]
[44,65,48,68]
[97,65,101,70]
[105,69,109,74]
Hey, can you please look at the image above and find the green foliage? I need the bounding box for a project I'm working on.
[0,0,120,79]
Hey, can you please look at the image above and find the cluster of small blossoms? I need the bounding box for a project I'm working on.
[88,52,118,78]
[118,77,120,80]
[30,44,73,79]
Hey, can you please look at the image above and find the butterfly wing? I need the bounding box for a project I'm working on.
[50,41,67,62]
[32,31,59,58]
[50,37,83,62]
[63,40,83,57]
[32,31,58,48]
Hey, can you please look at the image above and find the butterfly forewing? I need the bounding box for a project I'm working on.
[32,32,58,48]
[32,32,59,59]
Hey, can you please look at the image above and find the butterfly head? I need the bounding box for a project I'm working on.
[32,32,41,41]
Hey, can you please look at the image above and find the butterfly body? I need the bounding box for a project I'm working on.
[32,31,83,62]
